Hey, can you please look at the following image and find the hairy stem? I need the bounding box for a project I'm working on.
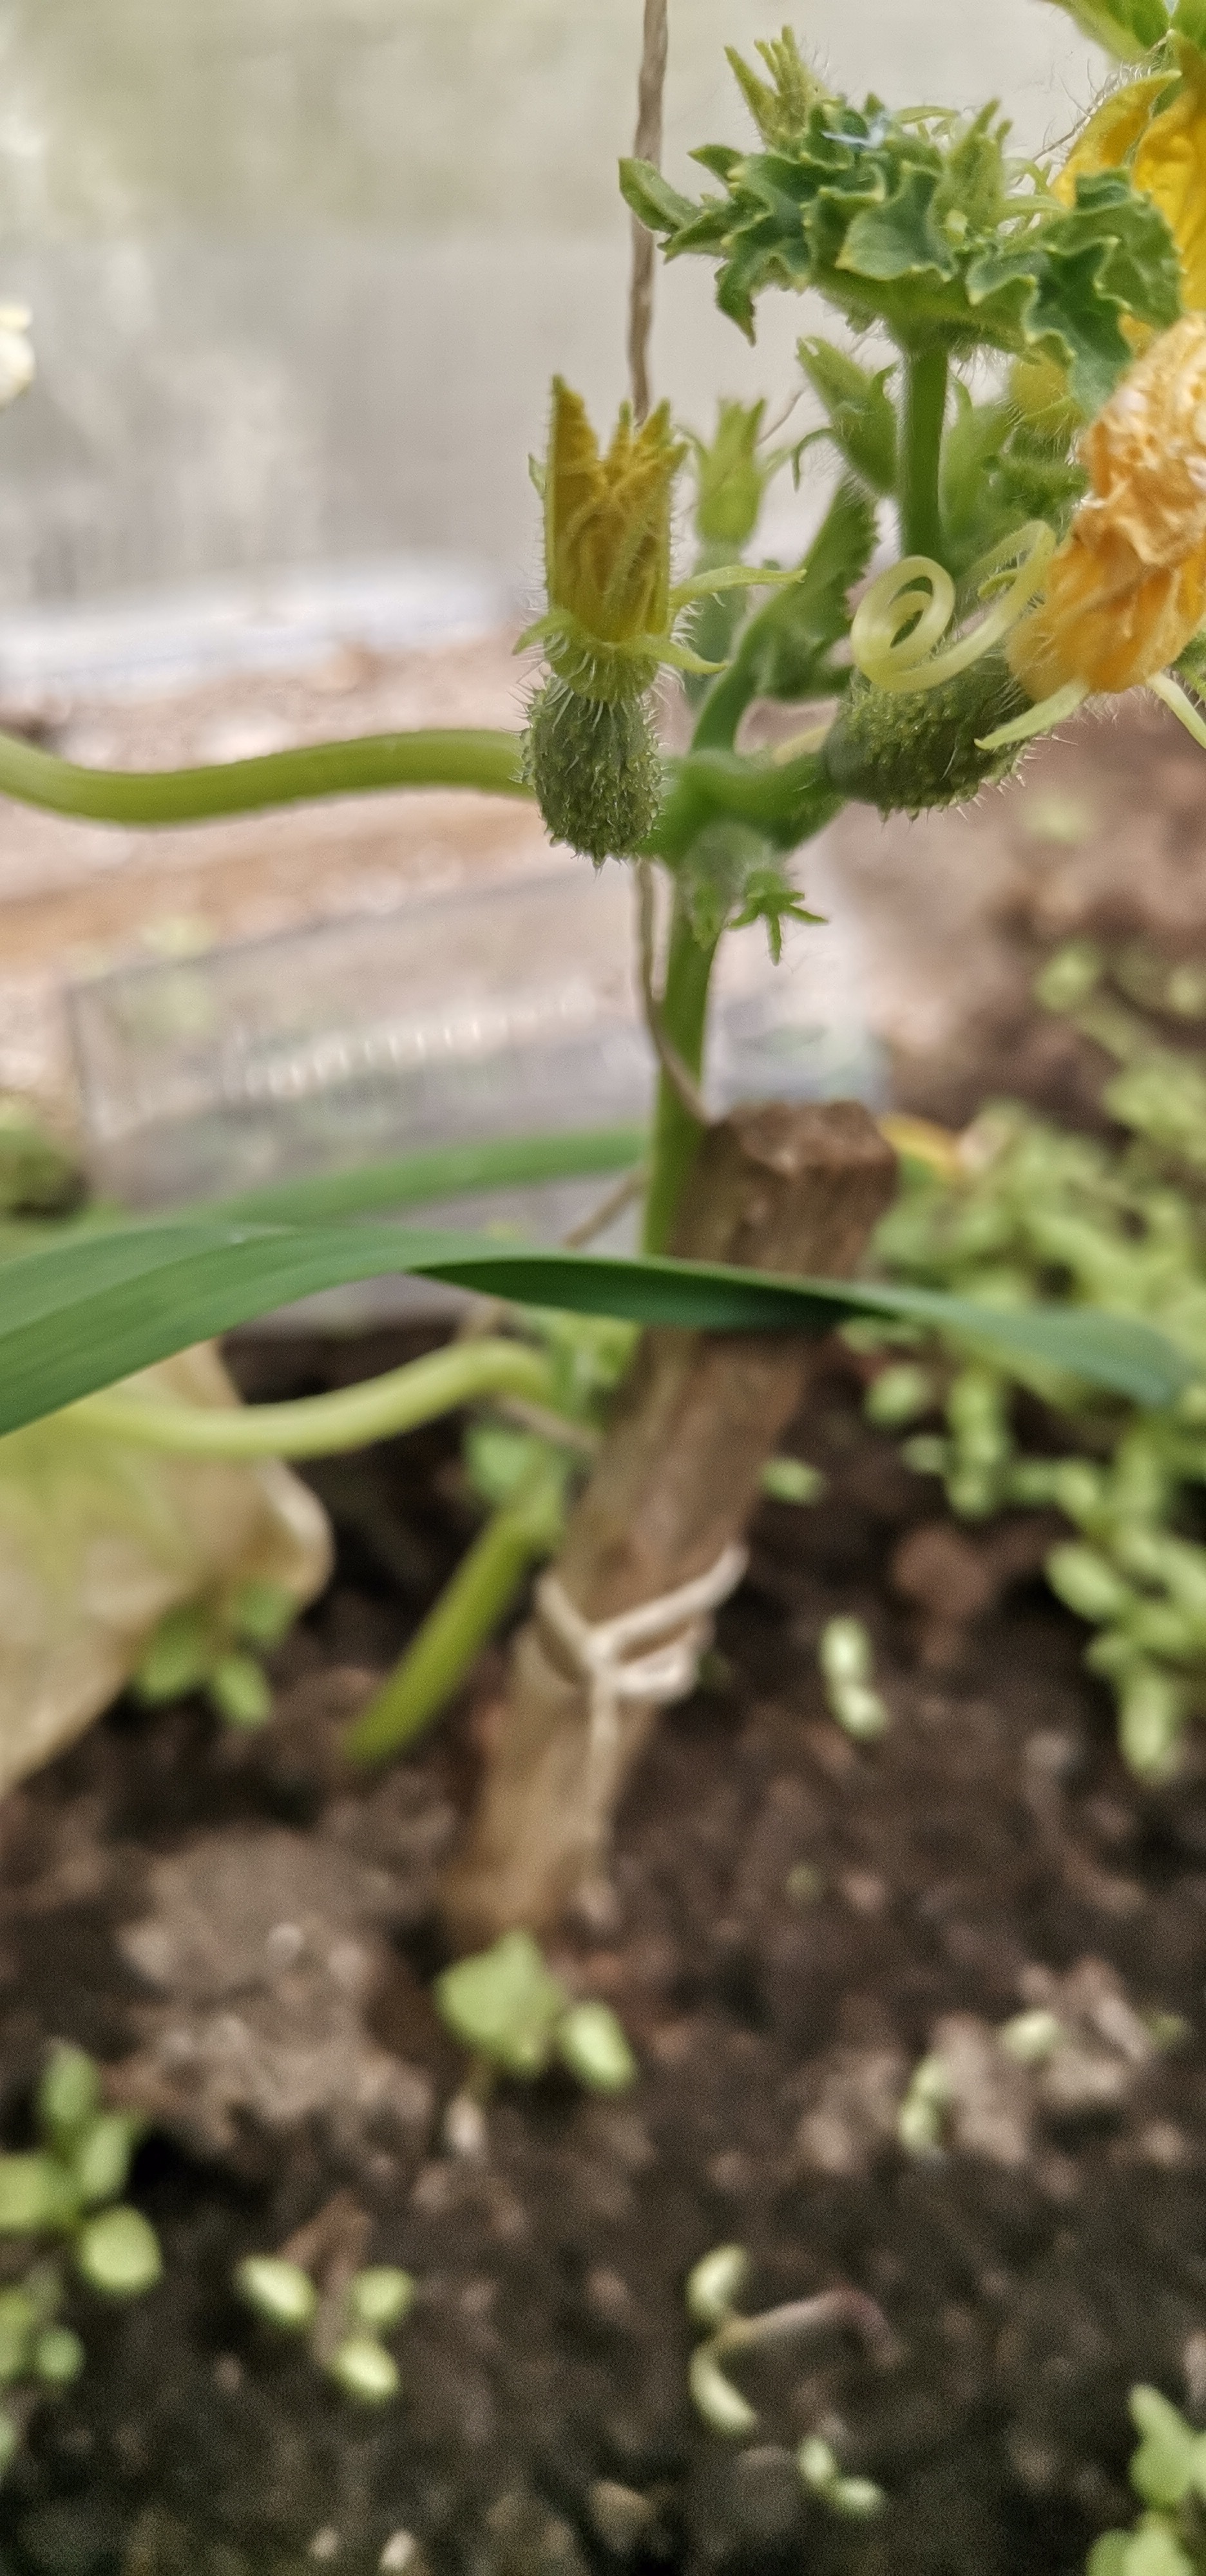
[687,648,757,753]
[641,891,718,1255]
[72,1339,557,1459]
[346,1461,566,1763]
[0,726,528,829]
[899,345,949,565]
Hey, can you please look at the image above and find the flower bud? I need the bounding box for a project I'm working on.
[539,378,684,703]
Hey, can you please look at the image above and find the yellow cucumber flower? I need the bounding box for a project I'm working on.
[1056,41,1206,315]
[1007,310,1206,699]
[841,316,1206,800]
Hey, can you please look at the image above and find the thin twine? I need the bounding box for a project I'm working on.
[537,1539,747,1822]
[627,0,669,422]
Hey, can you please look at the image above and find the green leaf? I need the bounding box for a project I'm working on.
[0,1209,1189,1436]
[348,2268,415,2333]
[838,165,959,285]
[434,1931,568,2078]
[618,158,697,236]
[968,171,1182,417]
[1174,1,1206,43]
[1122,2523,1196,2576]
[1130,2387,1203,2508]
[797,341,897,495]
[134,1604,213,1703]
[37,2045,99,2150]
[464,1420,553,1509]
[1041,0,1170,59]
[209,1653,273,1730]
[556,2002,638,2092]
[634,72,1178,395]
[215,1124,648,1226]
[0,2155,78,2235]
[75,2206,162,2298]
[235,2256,318,2333]
[72,2113,140,2210]
[1087,2540,1143,2576]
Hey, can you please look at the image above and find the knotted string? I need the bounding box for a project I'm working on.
[536,1540,748,1815]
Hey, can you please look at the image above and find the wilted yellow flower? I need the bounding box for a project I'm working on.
[1008,312,1206,699]
[1056,42,1206,314]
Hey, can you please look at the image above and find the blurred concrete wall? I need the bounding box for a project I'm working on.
[0,1,1102,604]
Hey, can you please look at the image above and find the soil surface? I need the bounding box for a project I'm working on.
[1,1323,1205,2576]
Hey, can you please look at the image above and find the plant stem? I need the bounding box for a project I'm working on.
[0,726,528,829]
[688,650,755,753]
[71,1338,557,1459]
[899,345,949,565]
[641,892,718,1254]
[346,1462,565,1763]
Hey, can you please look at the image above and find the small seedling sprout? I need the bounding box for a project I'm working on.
[32,2327,84,2388]
[433,1931,636,2139]
[798,2435,885,2521]
[135,1578,300,1733]
[556,2001,639,2094]
[864,1365,937,1430]
[998,2009,1065,2066]
[1086,2385,1206,2573]
[236,2244,416,2407]
[235,2257,319,2334]
[684,2241,896,2507]
[759,1456,824,1505]
[327,2334,401,2406]
[75,2207,163,2299]
[819,1616,889,1741]
[896,2054,954,2157]
[0,2045,163,2479]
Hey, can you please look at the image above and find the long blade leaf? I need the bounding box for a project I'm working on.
[213,1126,648,1224]
[0,1213,1189,1435]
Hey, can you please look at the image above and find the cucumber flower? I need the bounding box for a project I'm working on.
[520,379,801,862]
[841,314,1206,792]
[1055,39,1206,319]
[1005,311,1206,710]
[1011,39,1206,430]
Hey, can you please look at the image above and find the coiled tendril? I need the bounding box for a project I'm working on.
[850,522,1078,749]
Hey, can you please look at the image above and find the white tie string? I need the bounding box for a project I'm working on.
[535,1541,749,1813]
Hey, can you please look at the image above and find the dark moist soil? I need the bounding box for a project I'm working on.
[2,1329,1206,2576]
